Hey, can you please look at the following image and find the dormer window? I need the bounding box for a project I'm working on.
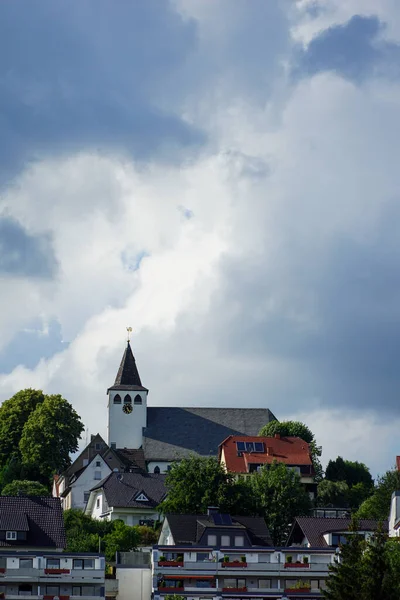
[6,531,17,540]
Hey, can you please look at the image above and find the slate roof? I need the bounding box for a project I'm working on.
[91,472,166,508]
[165,513,272,546]
[143,407,277,461]
[220,435,313,474]
[287,516,388,547]
[108,342,148,392]
[115,448,146,471]
[0,497,66,549]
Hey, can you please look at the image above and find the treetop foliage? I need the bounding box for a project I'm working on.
[357,469,400,520]
[325,456,374,489]
[258,420,314,443]
[1,479,50,497]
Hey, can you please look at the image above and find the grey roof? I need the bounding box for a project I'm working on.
[165,513,272,546]
[143,407,277,461]
[91,472,166,508]
[287,517,388,547]
[108,342,148,392]
[0,512,29,531]
[0,497,66,549]
[115,448,146,472]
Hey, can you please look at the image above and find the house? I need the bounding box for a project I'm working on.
[85,471,166,526]
[107,341,277,473]
[218,434,317,499]
[54,434,146,511]
[0,496,105,600]
[153,509,334,599]
[286,516,387,548]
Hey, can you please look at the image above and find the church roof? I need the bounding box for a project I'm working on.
[108,342,148,392]
[143,407,277,462]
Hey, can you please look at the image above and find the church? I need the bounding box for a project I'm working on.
[107,340,277,474]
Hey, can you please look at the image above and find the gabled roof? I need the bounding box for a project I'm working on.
[164,513,272,546]
[108,342,148,392]
[0,497,66,549]
[114,448,146,472]
[287,516,388,547]
[90,472,166,509]
[220,435,313,474]
[143,407,277,461]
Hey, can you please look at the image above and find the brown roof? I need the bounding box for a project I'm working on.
[288,517,388,547]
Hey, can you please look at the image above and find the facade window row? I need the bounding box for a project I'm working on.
[113,394,142,405]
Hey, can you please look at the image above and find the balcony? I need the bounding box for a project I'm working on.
[44,570,71,575]
[285,589,312,595]
[158,587,184,593]
[222,587,247,593]
[158,561,184,568]
[221,562,247,568]
[44,595,70,600]
[284,563,310,569]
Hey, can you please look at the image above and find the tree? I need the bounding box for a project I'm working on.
[0,389,45,466]
[323,518,366,600]
[249,461,312,545]
[2,479,50,496]
[258,420,323,482]
[19,394,84,480]
[137,525,159,546]
[361,525,396,600]
[357,469,400,520]
[103,520,140,562]
[326,456,374,489]
[159,455,254,515]
[317,480,350,508]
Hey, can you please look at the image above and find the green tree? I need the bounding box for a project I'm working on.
[19,394,84,480]
[326,456,374,489]
[361,524,397,600]
[159,455,254,515]
[258,420,323,482]
[0,389,45,466]
[317,479,350,508]
[249,461,311,545]
[137,525,159,546]
[323,518,366,600]
[165,595,185,600]
[357,469,400,520]
[2,479,50,496]
[103,520,140,562]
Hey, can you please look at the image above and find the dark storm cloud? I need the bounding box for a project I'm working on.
[296,15,400,82]
[0,217,57,278]
[0,0,204,185]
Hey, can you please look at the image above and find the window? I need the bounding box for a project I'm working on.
[124,394,132,404]
[19,584,32,594]
[6,531,17,540]
[258,554,271,563]
[73,558,95,570]
[234,536,244,547]
[73,586,82,596]
[83,559,94,569]
[95,443,101,451]
[221,535,230,546]
[81,587,95,597]
[153,466,160,474]
[46,587,60,596]
[94,471,101,480]
[19,558,33,569]
[95,461,101,467]
[207,534,217,546]
[113,394,121,404]
[196,553,210,562]
[134,394,142,405]
[224,579,245,589]
[111,443,116,450]
[73,559,83,570]
[332,533,349,547]
[196,581,212,588]
[84,492,90,503]
[254,442,264,452]
[46,558,60,568]
[96,498,100,509]
[258,580,271,589]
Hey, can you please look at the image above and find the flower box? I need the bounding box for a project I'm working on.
[158,587,184,593]
[222,562,247,568]
[222,587,247,593]
[0,569,5,574]
[158,561,184,567]
[284,562,310,568]
[44,568,70,574]
[285,589,311,594]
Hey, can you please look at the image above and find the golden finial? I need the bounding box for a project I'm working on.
[126,326,132,342]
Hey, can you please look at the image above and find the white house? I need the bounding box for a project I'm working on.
[389,491,400,537]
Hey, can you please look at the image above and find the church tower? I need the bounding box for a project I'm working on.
[107,341,148,449]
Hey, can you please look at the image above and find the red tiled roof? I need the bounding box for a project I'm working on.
[220,435,313,473]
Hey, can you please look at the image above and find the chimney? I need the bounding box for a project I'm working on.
[207,506,219,516]
[274,433,280,439]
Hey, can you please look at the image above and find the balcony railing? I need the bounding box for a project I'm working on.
[158,561,184,567]
[284,562,310,569]
[44,569,71,575]
[158,587,185,593]
[222,587,247,593]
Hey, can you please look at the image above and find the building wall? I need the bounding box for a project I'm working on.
[146,462,171,474]
[116,567,151,600]
[70,455,112,510]
[108,390,147,449]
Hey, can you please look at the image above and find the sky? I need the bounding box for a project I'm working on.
[1,0,400,477]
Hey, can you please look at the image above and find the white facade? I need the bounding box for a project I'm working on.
[58,454,112,511]
[108,390,147,450]
[146,462,171,474]
[116,565,151,600]
[389,491,400,537]
[86,489,160,526]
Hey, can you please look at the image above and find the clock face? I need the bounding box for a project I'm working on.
[122,403,133,414]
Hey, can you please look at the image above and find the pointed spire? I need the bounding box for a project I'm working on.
[115,341,142,386]
[107,341,148,393]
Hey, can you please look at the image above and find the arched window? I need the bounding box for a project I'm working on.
[134,394,142,405]
[153,466,160,474]
[124,394,132,404]
[113,394,121,404]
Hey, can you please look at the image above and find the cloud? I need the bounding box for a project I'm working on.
[0,216,57,278]
[295,15,400,82]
